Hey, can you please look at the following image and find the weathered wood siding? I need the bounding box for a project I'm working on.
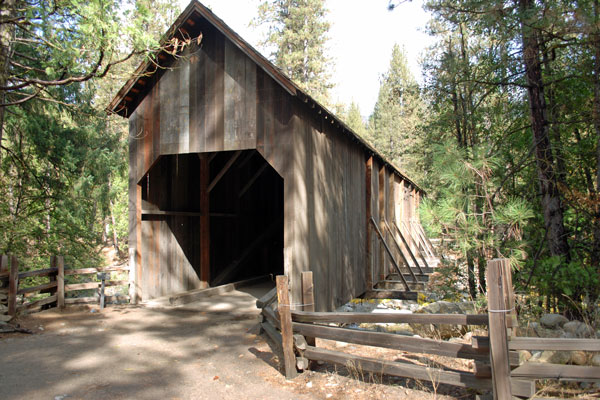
[128,17,421,309]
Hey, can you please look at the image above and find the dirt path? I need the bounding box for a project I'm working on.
[0,285,455,400]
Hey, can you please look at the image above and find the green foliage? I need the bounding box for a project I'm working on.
[367,44,426,181]
[253,0,333,105]
[0,0,180,272]
[414,0,600,313]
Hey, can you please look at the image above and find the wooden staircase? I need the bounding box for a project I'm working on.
[365,218,440,301]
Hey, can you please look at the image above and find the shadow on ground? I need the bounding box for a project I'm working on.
[0,282,312,400]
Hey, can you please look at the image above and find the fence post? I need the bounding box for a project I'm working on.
[57,256,65,309]
[8,255,18,317]
[486,258,512,399]
[301,271,315,347]
[276,275,297,379]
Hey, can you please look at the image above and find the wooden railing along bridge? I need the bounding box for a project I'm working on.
[258,259,600,399]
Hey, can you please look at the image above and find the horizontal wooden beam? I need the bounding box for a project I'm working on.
[0,267,58,280]
[65,280,128,291]
[508,337,600,351]
[511,362,600,381]
[256,286,277,308]
[17,294,57,311]
[17,281,57,295]
[65,266,129,275]
[292,322,490,361]
[291,311,489,326]
[304,345,492,390]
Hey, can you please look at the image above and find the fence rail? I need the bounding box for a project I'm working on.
[0,255,130,316]
[259,261,600,399]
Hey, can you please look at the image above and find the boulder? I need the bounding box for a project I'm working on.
[540,313,568,329]
[591,353,600,367]
[538,350,571,364]
[575,323,595,338]
[515,322,539,337]
[519,350,532,364]
[569,351,588,366]
[533,323,564,338]
[0,314,12,322]
[563,320,583,335]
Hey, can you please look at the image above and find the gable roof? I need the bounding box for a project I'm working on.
[108,0,422,192]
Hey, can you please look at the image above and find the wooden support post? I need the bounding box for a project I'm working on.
[500,260,517,331]
[370,217,410,290]
[200,155,210,287]
[365,156,373,290]
[276,275,297,379]
[384,220,417,282]
[486,258,512,400]
[301,271,315,347]
[57,256,65,309]
[8,255,18,316]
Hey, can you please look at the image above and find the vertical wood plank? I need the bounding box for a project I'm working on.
[501,260,517,331]
[200,155,210,287]
[301,271,316,346]
[8,255,18,316]
[487,258,512,400]
[378,165,386,281]
[365,156,373,290]
[276,275,297,378]
[57,256,65,309]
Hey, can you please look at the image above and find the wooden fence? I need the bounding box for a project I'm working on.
[0,255,129,316]
[258,260,600,399]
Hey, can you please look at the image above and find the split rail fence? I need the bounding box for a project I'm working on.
[257,260,600,399]
[0,255,129,316]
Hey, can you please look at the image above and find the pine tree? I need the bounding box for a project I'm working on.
[367,45,424,180]
[343,101,367,138]
[254,0,333,104]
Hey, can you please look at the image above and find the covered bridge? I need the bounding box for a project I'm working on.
[109,1,436,311]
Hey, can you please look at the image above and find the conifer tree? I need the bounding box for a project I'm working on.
[367,45,424,180]
[254,0,333,104]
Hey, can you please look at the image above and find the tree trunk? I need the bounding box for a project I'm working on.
[592,0,600,288]
[518,0,570,264]
[0,0,16,154]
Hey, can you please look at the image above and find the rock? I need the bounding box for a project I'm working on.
[540,313,568,329]
[563,320,583,335]
[591,353,600,367]
[516,322,540,337]
[448,337,463,344]
[569,351,588,365]
[538,350,571,364]
[463,331,473,342]
[533,323,563,338]
[0,303,7,312]
[0,314,12,322]
[575,323,595,338]
[518,350,532,364]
